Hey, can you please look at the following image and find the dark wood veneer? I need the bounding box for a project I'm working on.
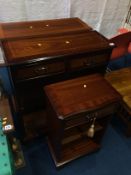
[2,30,112,64]
[0,18,114,141]
[44,74,121,167]
[0,18,92,40]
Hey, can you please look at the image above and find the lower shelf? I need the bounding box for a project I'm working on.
[48,137,100,167]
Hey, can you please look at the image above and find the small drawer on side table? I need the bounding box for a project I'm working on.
[64,103,118,130]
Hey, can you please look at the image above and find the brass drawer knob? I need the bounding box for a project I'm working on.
[37,43,42,47]
[29,26,33,29]
[83,60,91,67]
[65,41,70,44]
[35,67,47,74]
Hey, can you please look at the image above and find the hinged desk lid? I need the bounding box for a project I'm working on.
[2,30,113,64]
[0,18,91,40]
[44,74,121,119]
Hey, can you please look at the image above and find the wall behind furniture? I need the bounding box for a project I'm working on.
[0,0,130,37]
[70,0,130,37]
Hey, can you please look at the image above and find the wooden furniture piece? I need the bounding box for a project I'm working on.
[44,74,121,167]
[105,67,131,136]
[0,96,15,134]
[0,17,91,66]
[0,18,114,140]
[0,17,92,40]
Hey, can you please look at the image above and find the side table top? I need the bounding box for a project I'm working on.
[45,74,121,118]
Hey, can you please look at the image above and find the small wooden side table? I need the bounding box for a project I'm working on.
[105,67,131,136]
[44,74,121,167]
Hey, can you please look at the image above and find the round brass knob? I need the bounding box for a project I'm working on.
[37,43,42,47]
[65,41,70,44]
[29,26,33,29]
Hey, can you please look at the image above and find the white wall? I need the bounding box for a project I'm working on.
[0,0,130,37]
[0,0,70,21]
[99,0,130,37]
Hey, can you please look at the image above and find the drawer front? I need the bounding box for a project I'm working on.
[14,61,65,81]
[64,103,118,129]
[69,53,109,70]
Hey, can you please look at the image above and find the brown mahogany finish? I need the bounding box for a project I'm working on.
[44,74,121,167]
[0,18,91,40]
[0,18,114,140]
[45,74,121,118]
[2,30,112,64]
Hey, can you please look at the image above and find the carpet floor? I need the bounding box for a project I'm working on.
[15,122,131,175]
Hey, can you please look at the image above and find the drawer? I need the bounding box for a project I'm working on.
[13,61,65,81]
[64,103,118,129]
[69,53,109,70]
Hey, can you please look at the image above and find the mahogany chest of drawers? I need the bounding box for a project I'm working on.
[44,74,121,167]
[0,18,114,140]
